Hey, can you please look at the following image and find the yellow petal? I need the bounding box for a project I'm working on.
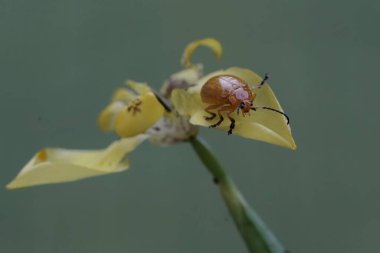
[98,81,152,132]
[181,38,223,68]
[111,88,135,102]
[98,101,126,131]
[126,80,151,94]
[6,135,146,190]
[171,67,296,150]
[114,92,165,138]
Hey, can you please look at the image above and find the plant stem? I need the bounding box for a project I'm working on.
[190,136,288,253]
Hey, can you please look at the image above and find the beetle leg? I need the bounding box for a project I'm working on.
[209,106,236,135]
[204,104,223,121]
[208,105,230,128]
[226,110,237,135]
[227,116,235,135]
[209,114,224,128]
[209,108,227,128]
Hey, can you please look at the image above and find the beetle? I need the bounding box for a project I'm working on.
[200,74,289,135]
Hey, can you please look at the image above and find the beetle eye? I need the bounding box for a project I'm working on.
[239,102,245,109]
[250,101,253,107]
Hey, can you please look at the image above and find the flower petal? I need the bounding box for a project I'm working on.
[6,135,146,189]
[126,80,151,94]
[98,81,154,133]
[171,67,296,150]
[114,92,165,138]
[111,87,136,102]
[181,38,223,68]
[98,101,126,131]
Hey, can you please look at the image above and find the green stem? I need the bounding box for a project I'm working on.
[190,136,288,253]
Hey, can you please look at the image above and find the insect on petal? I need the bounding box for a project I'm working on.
[171,67,296,150]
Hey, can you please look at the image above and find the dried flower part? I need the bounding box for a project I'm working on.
[181,38,222,68]
[6,135,146,189]
[148,113,198,145]
[171,67,296,150]
[160,64,203,98]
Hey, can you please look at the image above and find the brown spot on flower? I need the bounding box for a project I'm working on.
[127,98,142,115]
[37,149,48,161]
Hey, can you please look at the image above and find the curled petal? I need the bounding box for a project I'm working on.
[6,135,146,190]
[98,101,126,131]
[171,67,296,150]
[126,80,151,94]
[111,87,136,103]
[114,92,165,138]
[181,38,223,68]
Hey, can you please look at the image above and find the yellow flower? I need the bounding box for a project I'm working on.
[97,79,198,145]
[6,37,295,190]
[98,80,165,138]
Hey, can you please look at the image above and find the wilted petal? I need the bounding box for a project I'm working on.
[6,135,146,189]
[171,67,296,150]
[181,38,222,68]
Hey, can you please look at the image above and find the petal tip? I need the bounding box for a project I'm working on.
[181,38,223,68]
[5,179,24,190]
[5,183,14,190]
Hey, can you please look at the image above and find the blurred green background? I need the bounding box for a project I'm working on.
[1,0,379,252]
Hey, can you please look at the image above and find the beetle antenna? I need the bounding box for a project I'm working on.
[251,106,289,125]
[256,73,269,89]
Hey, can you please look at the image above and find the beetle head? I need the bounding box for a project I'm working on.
[239,100,252,114]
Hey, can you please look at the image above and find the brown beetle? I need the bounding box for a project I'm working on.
[200,74,289,135]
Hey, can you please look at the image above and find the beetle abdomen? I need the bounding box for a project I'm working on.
[201,75,252,104]
[200,77,225,103]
